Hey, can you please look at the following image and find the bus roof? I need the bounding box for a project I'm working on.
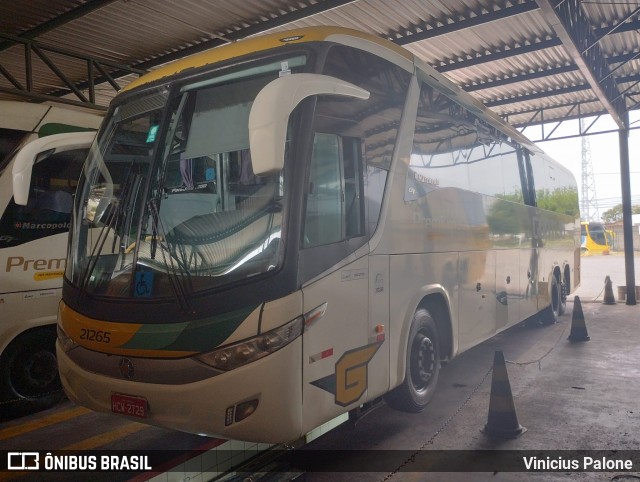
[122,26,413,93]
[0,101,102,132]
[120,26,540,155]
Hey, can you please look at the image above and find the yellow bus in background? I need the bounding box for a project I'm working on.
[581,221,611,255]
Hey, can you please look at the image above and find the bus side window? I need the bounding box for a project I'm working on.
[304,133,342,247]
[320,44,410,236]
[29,149,85,215]
[299,43,409,279]
[303,133,365,248]
[342,137,364,238]
[501,143,525,203]
[0,148,86,247]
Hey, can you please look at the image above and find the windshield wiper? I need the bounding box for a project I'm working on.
[114,172,143,268]
[77,192,121,299]
[78,166,137,297]
[145,196,193,313]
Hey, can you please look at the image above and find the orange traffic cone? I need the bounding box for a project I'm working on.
[568,296,590,342]
[483,351,526,438]
[603,276,616,305]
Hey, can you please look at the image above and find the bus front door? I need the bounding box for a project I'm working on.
[301,256,370,435]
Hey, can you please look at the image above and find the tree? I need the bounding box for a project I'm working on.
[537,187,580,217]
[601,204,640,223]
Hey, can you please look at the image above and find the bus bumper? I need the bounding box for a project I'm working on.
[56,337,303,443]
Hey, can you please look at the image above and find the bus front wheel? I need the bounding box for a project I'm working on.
[385,308,440,413]
[0,329,64,417]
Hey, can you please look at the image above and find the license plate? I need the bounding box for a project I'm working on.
[111,393,148,419]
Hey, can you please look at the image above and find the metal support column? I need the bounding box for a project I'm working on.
[618,114,637,305]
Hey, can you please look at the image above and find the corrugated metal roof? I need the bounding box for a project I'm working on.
[0,0,638,129]
[0,0,80,34]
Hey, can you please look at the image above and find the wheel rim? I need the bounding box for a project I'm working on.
[552,279,560,315]
[410,332,436,393]
[11,350,58,397]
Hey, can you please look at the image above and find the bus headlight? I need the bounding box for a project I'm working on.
[195,316,304,371]
[57,324,79,353]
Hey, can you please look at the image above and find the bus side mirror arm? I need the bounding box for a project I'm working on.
[248,73,370,175]
[12,131,96,205]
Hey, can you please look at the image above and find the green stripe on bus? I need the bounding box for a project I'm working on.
[120,305,258,352]
[38,123,96,138]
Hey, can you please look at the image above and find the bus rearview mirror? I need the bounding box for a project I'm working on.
[248,73,370,175]
[12,131,96,205]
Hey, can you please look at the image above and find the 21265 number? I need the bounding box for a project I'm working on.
[79,328,111,343]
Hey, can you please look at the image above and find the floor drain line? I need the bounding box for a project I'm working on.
[380,365,493,481]
[505,323,569,369]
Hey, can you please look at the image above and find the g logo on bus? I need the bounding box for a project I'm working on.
[310,341,382,407]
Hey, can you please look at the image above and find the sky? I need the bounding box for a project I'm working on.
[523,112,640,221]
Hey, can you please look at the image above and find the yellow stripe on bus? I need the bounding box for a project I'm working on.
[59,301,141,351]
[123,26,413,93]
[59,301,196,358]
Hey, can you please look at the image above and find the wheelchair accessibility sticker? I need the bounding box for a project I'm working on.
[134,271,154,297]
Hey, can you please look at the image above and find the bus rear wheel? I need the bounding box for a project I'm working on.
[558,278,567,316]
[541,275,562,325]
[0,329,64,417]
[385,308,440,413]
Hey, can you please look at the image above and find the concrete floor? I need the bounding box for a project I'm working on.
[573,252,639,302]
[302,254,640,481]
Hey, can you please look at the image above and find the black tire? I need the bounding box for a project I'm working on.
[558,278,567,316]
[0,329,64,416]
[385,308,440,412]
[541,275,562,325]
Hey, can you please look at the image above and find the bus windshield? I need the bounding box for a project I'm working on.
[588,222,607,246]
[66,54,307,301]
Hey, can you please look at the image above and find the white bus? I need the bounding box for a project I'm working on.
[0,101,100,414]
[54,27,580,443]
